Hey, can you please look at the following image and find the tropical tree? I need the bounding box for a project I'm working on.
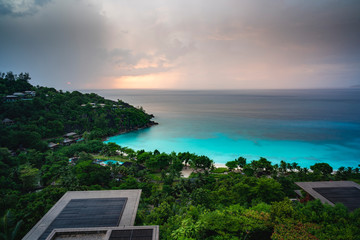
[18,164,40,190]
[310,163,333,175]
[189,155,213,172]
[251,157,273,176]
[225,160,238,171]
[101,142,121,156]
[236,156,247,168]
[0,210,22,240]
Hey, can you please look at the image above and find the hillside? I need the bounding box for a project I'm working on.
[0,72,157,150]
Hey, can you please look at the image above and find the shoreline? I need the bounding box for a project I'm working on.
[214,163,227,168]
[101,123,357,171]
[102,121,158,141]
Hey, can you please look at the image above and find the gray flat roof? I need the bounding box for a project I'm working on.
[23,190,142,240]
[38,198,127,240]
[295,181,360,211]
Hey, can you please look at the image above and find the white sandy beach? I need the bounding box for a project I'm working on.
[181,163,228,178]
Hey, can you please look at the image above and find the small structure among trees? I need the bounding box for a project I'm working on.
[2,118,14,125]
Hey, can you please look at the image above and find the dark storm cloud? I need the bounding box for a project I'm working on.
[0,0,109,89]
[168,0,360,88]
[258,0,360,60]
[0,0,52,16]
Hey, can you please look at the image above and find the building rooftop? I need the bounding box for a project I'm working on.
[48,142,58,148]
[23,190,145,240]
[2,118,14,123]
[64,132,77,137]
[63,139,74,144]
[295,181,360,211]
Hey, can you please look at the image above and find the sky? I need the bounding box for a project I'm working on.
[0,0,360,90]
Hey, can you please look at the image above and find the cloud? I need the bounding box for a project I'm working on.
[0,0,108,89]
[0,0,52,16]
[1,0,360,89]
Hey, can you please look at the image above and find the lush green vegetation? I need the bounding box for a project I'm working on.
[1,72,360,240]
[0,72,156,151]
[2,141,360,239]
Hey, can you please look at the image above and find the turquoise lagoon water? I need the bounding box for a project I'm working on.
[102,160,123,165]
[89,89,360,169]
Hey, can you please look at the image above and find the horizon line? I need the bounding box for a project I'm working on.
[76,86,359,92]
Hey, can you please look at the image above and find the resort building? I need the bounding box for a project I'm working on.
[48,142,59,149]
[13,92,25,98]
[62,132,82,146]
[64,132,77,138]
[295,181,360,211]
[2,118,14,125]
[63,138,75,146]
[24,90,36,97]
[22,190,159,240]
[4,95,18,102]
[3,91,36,102]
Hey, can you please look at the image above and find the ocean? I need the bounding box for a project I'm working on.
[85,89,360,169]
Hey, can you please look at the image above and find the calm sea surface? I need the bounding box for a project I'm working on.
[85,89,360,169]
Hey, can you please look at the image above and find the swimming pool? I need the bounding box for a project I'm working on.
[101,160,123,165]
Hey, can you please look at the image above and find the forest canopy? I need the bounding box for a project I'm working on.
[0,71,156,150]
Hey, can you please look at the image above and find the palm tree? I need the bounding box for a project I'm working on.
[0,210,22,240]
[291,162,300,171]
[280,160,287,174]
[287,163,293,173]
